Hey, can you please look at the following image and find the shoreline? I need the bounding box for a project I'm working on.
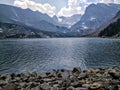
[0,66,120,90]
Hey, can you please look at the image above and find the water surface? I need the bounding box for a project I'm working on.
[0,38,120,74]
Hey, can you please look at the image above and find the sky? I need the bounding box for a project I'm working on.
[0,0,120,17]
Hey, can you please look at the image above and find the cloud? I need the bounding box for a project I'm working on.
[14,0,56,17]
[58,0,86,17]
[114,0,120,4]
[58,0,120,17]
[100,0,113,3]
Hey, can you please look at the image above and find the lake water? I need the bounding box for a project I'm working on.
[0,38,120,74]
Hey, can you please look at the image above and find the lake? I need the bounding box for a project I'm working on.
[0,38,120,74]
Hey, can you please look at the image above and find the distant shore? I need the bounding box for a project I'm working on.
[0,66,120,90]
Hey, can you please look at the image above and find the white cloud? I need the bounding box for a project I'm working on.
[14,0,56,17]
[58,0,120,17]
[114,0,120,4]
[100,0,113,3]
[58,0,86,17]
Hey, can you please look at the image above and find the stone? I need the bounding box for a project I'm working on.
[10,73,16,79]
[58,87,66,90]
[108,70,120,79]
[82,84,90,88]
[89,83,101,90]
[39,73,47,78]
[3,84,17,90]
[0,87,2,90]
[67,86,75,90]
[0,80,7,86]
[75,87,88,90]
[72,67,81,73]
[71,81,82,88]
[31,72,37,77]
[43,78,52,82]
[31,86,40,90]
[19,82,27,88]
[0,75,6,80]
[78,73,87,80]
[29,82,37,88]
[22,71,30,77]
[110,80,120,85]
[40,83,51,90]
[57,73,62,78]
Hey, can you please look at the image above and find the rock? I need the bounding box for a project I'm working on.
[89,83,101,90]
[43,78,52,82]
[10,73,16,79]
[40,83,51,90]
[46,72,51,76]
[78,73,87,80]
[61,69,65,72]
[82,84,90,88]
[22,71,30,77]
[31,86,40,90]
[75,87,88,90]
[31,72,37,77]
[0,80,7,86]
[71,81,82,88]
[39,79,44,84]
[57,73,62,78]
[108,70,120,79]
[72,67,81,73]
[0,87,2,90]
[67,86,75,90]
[0,75,6,80]
[19,83,27,88]
[39,73,47,78]
[110,80,120,85]
[58,87,66,90]
[29,82,37,88]
[3,84,17,90]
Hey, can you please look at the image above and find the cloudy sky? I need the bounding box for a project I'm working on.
[0,0,120,17]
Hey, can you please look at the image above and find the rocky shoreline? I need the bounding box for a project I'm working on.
[0,66,120,90]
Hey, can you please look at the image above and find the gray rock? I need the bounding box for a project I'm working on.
[71,81,82,88]
[75,87,88,90]
[31,86,40,90]
[67,86,75,90]
[3,84,17,90]
[110,80,120,85]
[108,70,120,79]
[40,83,51,90]
[78,73,87,80]
[72,67,81,73]
[89,83,101,90]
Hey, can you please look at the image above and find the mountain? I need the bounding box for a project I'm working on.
[98,11,120,37]
[71,3,120,36]
[0,22,67,38]
[58,14,81,28]
[0,4,70,38]
[0,4,67,33]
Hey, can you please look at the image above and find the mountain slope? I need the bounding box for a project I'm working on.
[0,22,67,38]
[0,4,66,33]
[71,3,120,36]
[98,11,120,37]
[58,14,81,28]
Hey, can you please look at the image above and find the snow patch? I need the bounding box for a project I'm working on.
[90,17,96,21]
